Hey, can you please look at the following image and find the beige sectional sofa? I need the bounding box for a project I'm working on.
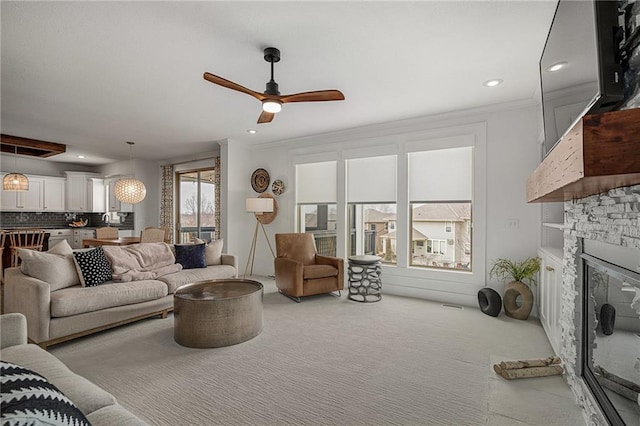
[4,242,237,348]
[1,313,147,425]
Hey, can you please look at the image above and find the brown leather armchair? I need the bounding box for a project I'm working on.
[274,233,344,302]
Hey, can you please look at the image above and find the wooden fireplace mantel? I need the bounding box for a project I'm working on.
[527,108,640,203]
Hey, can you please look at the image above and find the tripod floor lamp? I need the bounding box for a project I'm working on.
[244,194,277,278]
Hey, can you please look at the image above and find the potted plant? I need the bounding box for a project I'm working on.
[489,257,541,320]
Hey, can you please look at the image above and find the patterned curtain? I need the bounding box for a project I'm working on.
[159,164,174,243]
[214,157,221,240]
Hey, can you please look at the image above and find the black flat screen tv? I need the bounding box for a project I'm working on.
[540,0,623,156]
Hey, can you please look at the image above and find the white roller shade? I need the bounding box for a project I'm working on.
[409,146,472,201]
[347,155,396,203]
[296,161,336,204]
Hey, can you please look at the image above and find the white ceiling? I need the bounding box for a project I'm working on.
[1,1,557,165]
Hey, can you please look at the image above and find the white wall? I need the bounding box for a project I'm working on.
[232,100,541,307]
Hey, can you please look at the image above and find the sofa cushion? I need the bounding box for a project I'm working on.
[158,265,237,293]
[0,344,116,416]
[19,240,80,291]
[50,280,168,318]
[174,243,206,269]
[73,246,113,287]
[0,360,91,425]
[86,404,148,426]
[194,238,223,266]
[303,264,339,280]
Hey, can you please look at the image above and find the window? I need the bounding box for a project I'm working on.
[426,239,446,255]
[176,169,216,243]
[346,155,396,264]
[296,161,337,256]
[409,146,473,271]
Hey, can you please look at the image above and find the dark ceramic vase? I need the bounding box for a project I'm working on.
[478,288,502,317]
[600,303,616,336]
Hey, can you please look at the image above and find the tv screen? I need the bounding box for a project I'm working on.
[540,0,623,156]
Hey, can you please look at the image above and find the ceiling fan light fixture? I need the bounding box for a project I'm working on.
[262,100,282,113]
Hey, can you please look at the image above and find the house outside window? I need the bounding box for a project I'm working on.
[445,221,453,232]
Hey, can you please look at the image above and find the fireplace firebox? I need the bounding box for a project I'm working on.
[580,240,640,426]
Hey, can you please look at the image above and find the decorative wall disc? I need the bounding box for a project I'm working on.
[271,179,285,196]
[251,168,270,193]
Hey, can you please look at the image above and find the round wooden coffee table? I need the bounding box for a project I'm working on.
[174,279,263,348]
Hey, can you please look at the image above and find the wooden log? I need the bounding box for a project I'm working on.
[595,375,640,403]
[499,365,564,380]
[594,365,640,393]
[499,356,561,371]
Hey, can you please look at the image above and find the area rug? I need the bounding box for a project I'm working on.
[51,279,558,425]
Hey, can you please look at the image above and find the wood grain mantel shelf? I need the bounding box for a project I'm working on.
[527,108,640,203]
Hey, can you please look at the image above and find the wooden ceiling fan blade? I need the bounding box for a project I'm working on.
[280,90,345,103]
[203,72,266,101]
[257,111,275,124]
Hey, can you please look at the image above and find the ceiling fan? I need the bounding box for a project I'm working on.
[203,47,345,124]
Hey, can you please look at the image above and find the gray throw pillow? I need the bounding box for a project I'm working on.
[194,238,224,266]
[19,240,80,291]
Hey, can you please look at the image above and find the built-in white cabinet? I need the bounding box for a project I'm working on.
[43,177,66,211]
[538,247,563,355]
[1,175,44,211]
[65,172,104,213]
[119,229,135,237]
[72,228,96,249]
[105,178,133,213]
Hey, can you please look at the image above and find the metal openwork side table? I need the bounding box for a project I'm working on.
[347,255,382,303]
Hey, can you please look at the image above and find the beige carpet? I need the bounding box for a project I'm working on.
[50,278,579,425]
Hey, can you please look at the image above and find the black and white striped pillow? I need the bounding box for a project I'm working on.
[0,360,90,426]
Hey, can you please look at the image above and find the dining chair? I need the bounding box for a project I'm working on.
[145,226,170,243]
[95,227,119,239]
[0,231,6,284]
[140,227,166,243]
[8,229,46,267]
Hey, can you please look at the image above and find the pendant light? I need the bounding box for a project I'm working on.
[113,141,146,204]
[2,145,29,191]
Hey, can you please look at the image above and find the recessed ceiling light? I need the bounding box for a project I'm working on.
[77,155,86,159]
[246,129,258,134]
[483,79,503,87]
[545,61,568,72]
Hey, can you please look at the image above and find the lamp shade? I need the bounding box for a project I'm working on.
[246,197,273,214]
[3,172,29,191]
[114,177,146,204]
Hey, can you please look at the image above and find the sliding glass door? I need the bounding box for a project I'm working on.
[176,169,216,243]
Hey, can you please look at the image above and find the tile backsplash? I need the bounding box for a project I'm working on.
[0,212,134,229]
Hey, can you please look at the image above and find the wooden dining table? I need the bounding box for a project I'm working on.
[82,236,141,248]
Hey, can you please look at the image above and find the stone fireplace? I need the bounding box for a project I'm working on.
[562,185,640,425]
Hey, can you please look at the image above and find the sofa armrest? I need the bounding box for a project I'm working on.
[274,257,304,297]
[4,267,52,344]
[0,313,28,349]
[315,255,345,290]
[221,253,237,277]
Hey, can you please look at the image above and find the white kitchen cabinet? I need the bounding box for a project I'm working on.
[0,175,44,211]
[65,172,104,212]
[87,178,105,212]
[538,247,563,355]
[118,229,135,237]
[105,178,133,213]
[72,228,96,249]
[43,177,66,211]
